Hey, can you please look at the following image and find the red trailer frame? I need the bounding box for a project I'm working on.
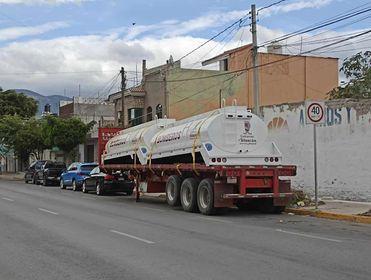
[102,163,296,215]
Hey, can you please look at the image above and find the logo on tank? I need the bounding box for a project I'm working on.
[239,120,256,145]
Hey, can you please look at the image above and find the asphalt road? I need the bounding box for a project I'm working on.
[0,180,370,280]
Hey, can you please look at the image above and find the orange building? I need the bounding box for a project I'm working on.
[202,44,339,108]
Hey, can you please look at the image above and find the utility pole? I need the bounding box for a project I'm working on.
[251,4,261,116]
[120,67,126,128]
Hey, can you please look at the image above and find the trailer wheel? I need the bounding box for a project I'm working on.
[180,178,199,212]
[197,178,216,215]
[165,175,182,207]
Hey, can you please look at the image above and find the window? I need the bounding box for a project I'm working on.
[80,164,98,172]
[220,58,228,71]
[146,106,153,122]
[156,104,163,119]
[128,108,143,127]
[68,163,77,171]
[90,166,100,175]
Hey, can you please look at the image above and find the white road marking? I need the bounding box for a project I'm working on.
[1,197,14,202]
[140,206,166,212]
[197,216,232,224]
[38,208,59,215]
[110,230,155,244]
[276,229,342,243]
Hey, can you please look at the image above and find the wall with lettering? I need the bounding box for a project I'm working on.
[262,99,371,202]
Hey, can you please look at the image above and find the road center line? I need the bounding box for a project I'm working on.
[38,208,59,215]
[140,206,166,212]
[110,230,155,244]
[2,197,14,202]
[276,229,342,243]
[197,216,232,224]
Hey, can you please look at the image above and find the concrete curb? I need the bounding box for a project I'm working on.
[286,208,371,225]
[0,175,24,181]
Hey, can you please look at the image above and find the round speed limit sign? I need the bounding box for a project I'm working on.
[305,101,325,124]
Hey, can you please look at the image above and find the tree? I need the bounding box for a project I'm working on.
[0,116,46,167]
[42,116,95,160]
[0,89,38,118]
[329,51,371,99]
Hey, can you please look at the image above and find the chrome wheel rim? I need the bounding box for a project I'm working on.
[182,186,191,207]
[199,187,210,209]
[167,183,175,201]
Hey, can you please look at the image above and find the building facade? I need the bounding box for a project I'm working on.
[109,44,338,125]
[202,44,339,108]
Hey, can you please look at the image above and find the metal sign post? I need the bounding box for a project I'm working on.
[305,101,325,210]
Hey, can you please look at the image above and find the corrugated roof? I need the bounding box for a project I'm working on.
[128,84,145,93]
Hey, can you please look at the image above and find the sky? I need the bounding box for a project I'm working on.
[0,0,369,97]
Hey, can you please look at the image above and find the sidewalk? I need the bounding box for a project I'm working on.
[0,172,25,181]
[287,199,371,224]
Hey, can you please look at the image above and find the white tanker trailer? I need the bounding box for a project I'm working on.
[103,106,282,166]
[102,106,296,215]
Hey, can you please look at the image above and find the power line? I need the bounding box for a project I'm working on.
[0,69,141,76]
[178,12,250,61]
[143,29,371,84]
[259,4,371,47]
[258,0,286,12]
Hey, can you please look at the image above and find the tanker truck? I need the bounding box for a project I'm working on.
[102,106,296,215]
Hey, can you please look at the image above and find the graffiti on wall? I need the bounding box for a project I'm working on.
[267,105,371,132]
[299,107,354,126]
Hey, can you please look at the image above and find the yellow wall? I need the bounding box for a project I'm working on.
[168,68,244,120]
[229,49,339,107]
[167,49,338,120]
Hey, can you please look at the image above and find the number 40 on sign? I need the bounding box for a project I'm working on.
[305,100,325,125]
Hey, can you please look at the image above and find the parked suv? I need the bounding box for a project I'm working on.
[35,161,66,186]
[60,162,98,191]
[24,160,46,184]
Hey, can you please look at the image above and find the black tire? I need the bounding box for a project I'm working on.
[165,175,182,207]
[33,175,38,185]
[42,175,48,186]
[125,189,133,196]
[72,180,78,192]
[197,178,216,215]
[96,180,104,196]
[82,181,88,193]
[60,179,66,189]
[180,178,199,213]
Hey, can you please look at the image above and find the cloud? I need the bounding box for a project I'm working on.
[0,0,90,4]
[0,21,69,41]
[116,10,248,40]
[260,0,335,17]
[0,2,367,96]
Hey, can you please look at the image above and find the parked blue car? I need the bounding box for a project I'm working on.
[60,162,98,191]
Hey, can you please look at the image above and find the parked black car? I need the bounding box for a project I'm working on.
[35,161,66,186]
[24,160,46,184]
[82,166,134,196]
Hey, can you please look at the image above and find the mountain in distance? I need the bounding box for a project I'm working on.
[13,89,72,116]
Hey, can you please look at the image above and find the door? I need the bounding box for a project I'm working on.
[85,166,100,190]
[63,163,78,185]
